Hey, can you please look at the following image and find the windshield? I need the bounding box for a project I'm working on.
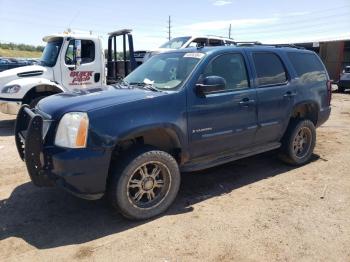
[159,37,191,49]
[40,38,63,67]
[124,52,205,91]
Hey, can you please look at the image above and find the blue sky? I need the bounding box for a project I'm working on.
[0,0,349,50]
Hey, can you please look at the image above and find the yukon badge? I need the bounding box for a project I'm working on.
[192,127,213,134]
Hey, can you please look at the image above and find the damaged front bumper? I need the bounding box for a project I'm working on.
[15,106,110,200]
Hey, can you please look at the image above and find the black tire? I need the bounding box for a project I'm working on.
[279,119,316,166]
[108,146,181,220]
[29,96,45,108]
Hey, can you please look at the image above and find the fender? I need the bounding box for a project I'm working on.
[281,100,320,137]
[289,100,320,121]
[2,77,66,100]
[115,123,190,163]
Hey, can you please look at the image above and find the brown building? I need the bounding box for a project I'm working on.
[296,39,350,82]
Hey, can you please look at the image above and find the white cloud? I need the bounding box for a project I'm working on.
[212,0,232,6]
[179,17,279,33]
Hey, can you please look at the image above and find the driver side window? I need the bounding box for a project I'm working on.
[65,41,74,65]
[65,40,95,65]
[202,53,249,90]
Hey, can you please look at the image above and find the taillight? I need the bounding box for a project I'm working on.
[326,80,332,106]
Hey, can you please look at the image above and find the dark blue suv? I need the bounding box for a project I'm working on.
[15,45,331,220]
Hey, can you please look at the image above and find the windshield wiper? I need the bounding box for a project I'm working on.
[129,82,162,92]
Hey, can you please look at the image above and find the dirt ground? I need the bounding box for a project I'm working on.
[0,92,349,262]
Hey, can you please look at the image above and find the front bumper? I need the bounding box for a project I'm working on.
[15,106,111,200]
[0,98,22,114]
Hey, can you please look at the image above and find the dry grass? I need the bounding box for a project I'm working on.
[0,48,42,58]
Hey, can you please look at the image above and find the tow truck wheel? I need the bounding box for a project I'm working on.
[29,96,45,108]
[108,146,180,220]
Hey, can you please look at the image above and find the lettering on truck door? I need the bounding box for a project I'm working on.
[60,39,102,89]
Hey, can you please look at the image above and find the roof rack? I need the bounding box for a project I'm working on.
[256,43,305,49]
[235,41,262,46]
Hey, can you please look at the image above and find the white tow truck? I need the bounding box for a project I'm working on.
[0,29,137,114]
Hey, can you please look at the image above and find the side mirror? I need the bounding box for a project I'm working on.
[195,76,226,96]
[74,39,82,68]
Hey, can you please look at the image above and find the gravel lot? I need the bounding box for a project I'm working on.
[0,93,349,262]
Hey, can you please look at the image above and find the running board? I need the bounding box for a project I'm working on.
[181,142,281,172]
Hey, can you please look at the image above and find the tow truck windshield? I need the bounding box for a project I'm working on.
[40,38,63,67]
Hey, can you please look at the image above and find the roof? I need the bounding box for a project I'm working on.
[42,31,100,42]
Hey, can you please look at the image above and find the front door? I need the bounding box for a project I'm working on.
[60,39,102,90]
[187,52,258,159]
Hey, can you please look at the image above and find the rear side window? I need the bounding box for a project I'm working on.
[209,39,224,46]
[287,52,327,83]
[253,52,287,86]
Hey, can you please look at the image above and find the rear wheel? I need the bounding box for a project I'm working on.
[108,146,180,220]
[279,119,316,166]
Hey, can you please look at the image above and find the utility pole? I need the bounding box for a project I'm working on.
[228,24,232,39]
[167,16,172,40]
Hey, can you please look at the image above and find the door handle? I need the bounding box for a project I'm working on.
[239,98,255,107]
[284,91,297,98]
[67,65,75,71]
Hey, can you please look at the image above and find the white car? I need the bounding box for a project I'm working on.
[143,35,236,61]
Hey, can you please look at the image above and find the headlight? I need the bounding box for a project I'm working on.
[1,84,21,93]
[55,112,89,148]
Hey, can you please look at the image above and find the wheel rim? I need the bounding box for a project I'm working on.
[127,161,171,209]
[293,127,312,159]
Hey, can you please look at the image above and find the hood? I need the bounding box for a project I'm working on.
[0,65,53,87]
[37,85,165,119]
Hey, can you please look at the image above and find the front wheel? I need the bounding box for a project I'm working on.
[279,119,316,166]
[108,147,181,220]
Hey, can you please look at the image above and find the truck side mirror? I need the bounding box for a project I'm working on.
[74,40,82,68]
[195,76,226,96]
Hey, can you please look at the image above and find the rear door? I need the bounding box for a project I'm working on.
[187,52,258,159]
[60,39,102,90]
[248,51,295,145]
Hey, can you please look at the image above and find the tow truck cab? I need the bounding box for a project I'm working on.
[0,29,136,115]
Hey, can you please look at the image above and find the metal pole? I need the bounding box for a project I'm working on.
[168,16,171,41]
[123,34,127,76]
